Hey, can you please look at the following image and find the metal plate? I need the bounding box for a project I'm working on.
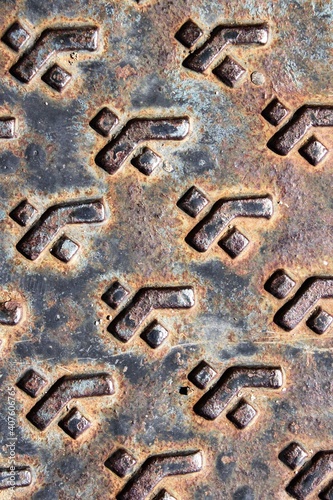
[0,0,333,498]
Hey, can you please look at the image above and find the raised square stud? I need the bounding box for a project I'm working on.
[59,408,91,439]
[213,56,246,88]
[102,281,129,309]
[264,270,296,299]
[278,442,308,470]
[188,360,217,389]
[262,97,289,126]
[177,186,209,218]
[17,369,47,398]
[131,148,162,176]
[299,136,328,166]
[141,321,169,348]
[104,448,137,477]
[1,21,30,52]
[307,308,333,335]
[227,399,257,429]
[90,107,119,137]
[219,228,249,258]
[175,19,203,48]
[50,236,79,263]
[42,64,72,92]
[10,200,37,226]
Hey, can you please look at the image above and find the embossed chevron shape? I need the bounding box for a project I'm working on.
[178,187,274,259]
[262,97,333,166]
[12,198,106,262]
[190,364,283,427]
[103,281,195,346]
[17,370,114,438]
[104,448,203,500]
[1,21,99,91]
[265,270,333,334]
[91,108,190,175]
[176,19,269,87]
[279,443,333,500]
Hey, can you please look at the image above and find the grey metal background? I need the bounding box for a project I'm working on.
[0,0,333,498]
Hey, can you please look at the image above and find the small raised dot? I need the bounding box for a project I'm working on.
[153,489,177,500]
[251,71,265,86]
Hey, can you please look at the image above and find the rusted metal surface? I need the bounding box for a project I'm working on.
[0,0,333,498]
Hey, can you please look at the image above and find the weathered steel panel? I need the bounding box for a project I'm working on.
[0,0,332,498]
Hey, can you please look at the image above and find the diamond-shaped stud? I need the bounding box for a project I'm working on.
[153,489,177,500]
[219,228,249,258]
[177,186,209,218]
[1,21,30,52]
[131,148,162,176]
[42,64,72,92]
[188,360,217,389]
[227,399,257,429]
[0,118,16,139]
[10,200,37,226]
[307,308,333,335]
[278,442,308,470]
[299,136,328,166]
[104,448,137,477]
[262,98,289,126]
[90,107,119,137]
[17,369,47,398]
[319,483,333,500]
[264,270,296,299]
[175,19,203,48]
[50,236,79,263]
[102,281,129,309]
[59,408,91,439]
[213,56,246,87]
[141,320,169,348]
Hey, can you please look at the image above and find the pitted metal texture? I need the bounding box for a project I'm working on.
[0,0,333,499]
